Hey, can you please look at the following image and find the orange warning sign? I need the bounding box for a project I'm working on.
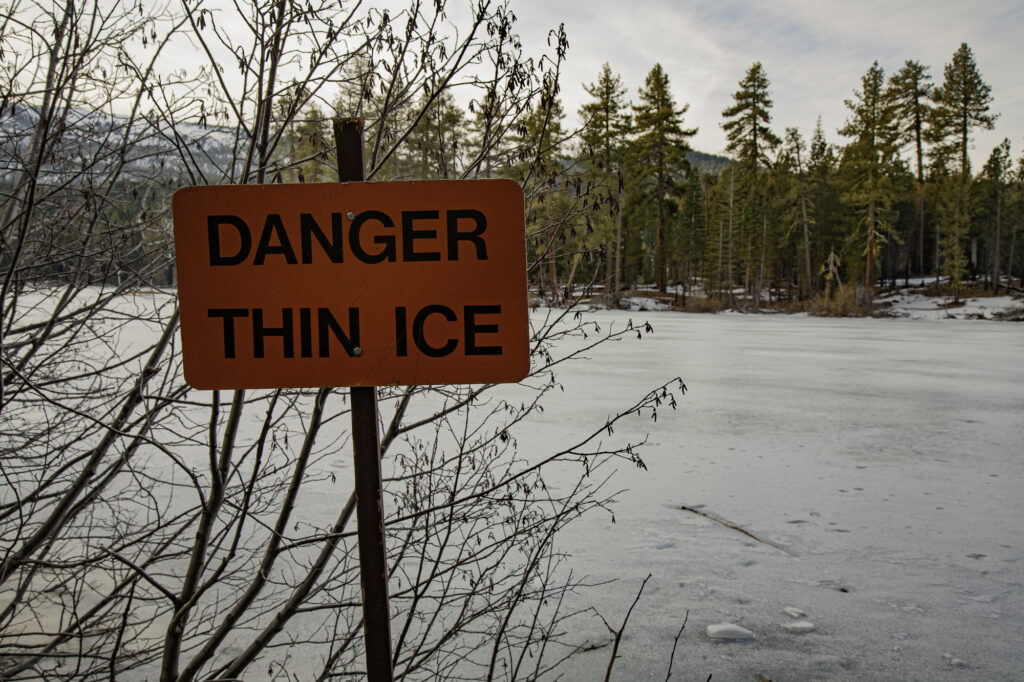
[172,179,529,389]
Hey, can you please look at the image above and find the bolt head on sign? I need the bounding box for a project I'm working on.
[172,179,529,389]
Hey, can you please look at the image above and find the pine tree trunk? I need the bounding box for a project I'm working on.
[656,168,666,293]
[1008,221,1018,289]
[727,176,735,306]
[800,188,812,299]
[547,190,557,300]
[755,215,766,311]
[992,184,1002,294]
[866,199,875,306]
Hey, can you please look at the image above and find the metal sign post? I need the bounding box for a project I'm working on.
[334,117,394,682]
[170,117,529,682]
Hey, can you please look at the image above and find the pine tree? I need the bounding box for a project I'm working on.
[274,84,330,183]
[677,168,706,296]
[1010,152,1024,287]
[579,63,630,291]
[402,91,467,179]
[631,63,696,292]
[889,60,932,275]
[782,127,815,298]
[929,43,997,299]
[580,64,630,173]
[512,93,567,298]
[931,44,997,181]
[838,61,901,306]
[721,62,781,175]
[981,139,1011,293]
[721,62,780,307]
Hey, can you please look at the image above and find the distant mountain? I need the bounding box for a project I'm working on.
[2,105,738,184]
[0,105,238,184]
[687,150,732,175]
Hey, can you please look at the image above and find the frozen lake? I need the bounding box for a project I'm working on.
[517,311,1024,681]
[9,290,1020,680]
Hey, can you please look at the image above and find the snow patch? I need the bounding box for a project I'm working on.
[877,291,1022,320]
[706,623,754,640]
[623,296,670,312]
[782,620,816,633]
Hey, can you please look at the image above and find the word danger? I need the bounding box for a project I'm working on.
[207,209,489,265]
[208,305,504,360]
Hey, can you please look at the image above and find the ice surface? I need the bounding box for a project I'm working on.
[513,310,1024,681]
[28,292,1019,680]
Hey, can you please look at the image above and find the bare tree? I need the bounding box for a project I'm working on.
[0,1,683,679]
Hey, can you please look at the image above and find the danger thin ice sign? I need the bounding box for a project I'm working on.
[172,179,529,389]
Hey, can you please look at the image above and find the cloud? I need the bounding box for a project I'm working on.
[515,0,1024,164]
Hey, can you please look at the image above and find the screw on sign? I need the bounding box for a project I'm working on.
[172,179,530,389]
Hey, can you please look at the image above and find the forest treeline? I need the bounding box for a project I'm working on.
[275,42,1021,309]
[2,18,1020,311]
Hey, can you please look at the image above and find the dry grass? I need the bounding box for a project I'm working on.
[681,296,730,313]
[807,288,865,317]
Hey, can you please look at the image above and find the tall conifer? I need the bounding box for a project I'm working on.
[631,64,696,292]
[839,61,901,305]
[890,60,933,275]
[721,62,780,175]
[929,43,997,298]
[580,64,630,290]
[721,62,780,306]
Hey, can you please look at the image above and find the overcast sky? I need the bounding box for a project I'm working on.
[508,0,1023,168]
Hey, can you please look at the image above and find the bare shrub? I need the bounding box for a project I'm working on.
[0,1,681,679]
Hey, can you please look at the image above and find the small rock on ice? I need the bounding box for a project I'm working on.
[782,620,816,633]
[706,623,754,640]
[943,653,967,668]
[783,607,806,619]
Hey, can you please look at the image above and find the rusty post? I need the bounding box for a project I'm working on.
[333,117,394,682]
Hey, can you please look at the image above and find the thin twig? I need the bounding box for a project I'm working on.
[603,573,652,682]
[664,609,688,681]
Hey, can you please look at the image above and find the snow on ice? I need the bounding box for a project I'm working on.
[707,623,755,640]
[520,308,1024,681]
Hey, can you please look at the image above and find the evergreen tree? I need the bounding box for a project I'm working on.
[677,168,706,295]
[402,91,467,179]
[579,63,630,290]
[980,139,1011,292]
[930,155,969,295]
[580,63,630,173]
[721,62,780,307]
[511,93,568,298]
[1010,152,1024,287]
[930,43,997,180]
[275,84,330,183]
[929,43,997,298]
[464,89,503,177]
[721,62,781,175]
[838,61,901,305]
[889,60,932,275]
[708,165,740,299]
[781,127,815,298]
[631,63,696,292]
[808,116,841,273]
